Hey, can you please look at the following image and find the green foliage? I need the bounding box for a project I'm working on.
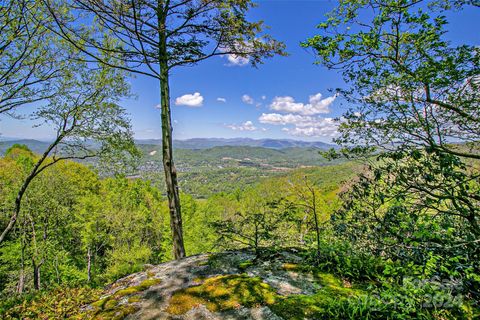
[305,238,384,281]
[212,193,293,252]
[0,152,168,294]
[1,286,101,319]
[1,143,478,318]
[271,270,470,320]
[305,0,480,305]
[104,243,152,282]
[138,145,351,198]
[0,0,66,114]
[334,150,480,295]
[4,144,32,156]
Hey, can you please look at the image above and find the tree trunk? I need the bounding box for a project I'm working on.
[311,189,321,265]
[30,218,43,290]
[254,222,259,254]
[158,5,186,259]
[87,247,92,283]
[33,260,41,290]
[0,132,65,244]
[54,257,60,284]
[17,270,25,294]
[16,230,26,293]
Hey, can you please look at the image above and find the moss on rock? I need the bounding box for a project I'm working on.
[270,272,365,320]
[238,260,254,271]
[90,278,161,319]
[166,274,277,315]
[93,304,139,320]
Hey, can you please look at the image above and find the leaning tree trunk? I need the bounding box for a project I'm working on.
[158,9,186,259]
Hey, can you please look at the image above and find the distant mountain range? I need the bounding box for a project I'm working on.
[0,138,336,155]
[0,139,51,154]
[138,138,336,150]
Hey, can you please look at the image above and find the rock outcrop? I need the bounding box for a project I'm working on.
[87,249,361,320]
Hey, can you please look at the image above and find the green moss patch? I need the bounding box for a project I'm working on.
[314,272,362,296]
[196,260,209,267]
[281,262,312,272]
[270,272,364,320]
[132,278,161,291]
[127,296,141,303]
[166,274,277,315]
[92,304,139,320]
[91,278,161,319]
[238,260,254,271]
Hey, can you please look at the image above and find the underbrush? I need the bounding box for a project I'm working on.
[0,286,101,320]
[301,238,385,281]
[288,241,478,320]
[272,278,473,320]
[2,245,478,320]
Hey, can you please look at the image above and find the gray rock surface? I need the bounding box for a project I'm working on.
[91,249,311,320]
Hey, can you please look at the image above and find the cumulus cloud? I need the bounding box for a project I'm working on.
[259,113,315,126]
[221,42,254,66]
[227,120,257,131]
[257,92,339,138]
[242,94,254,105]
[217,97,227,103]
[269,93,336,115]
[259,113,338,138]
[174,92,204,107]
[281,119,338,137]
[226,54,249,66]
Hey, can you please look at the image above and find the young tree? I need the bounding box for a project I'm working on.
[287,175,331,264]
[304,0,479,159]
[0,51,137,244]
[44,0,286,258]
[0,0,65,114]
[213,187,293,254]
[305,0,479,291]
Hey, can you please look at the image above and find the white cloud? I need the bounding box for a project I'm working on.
[227,120,257,131]
[217,97,227,103]
[242,94,254,105]
[221,42,253,66]
[269,93,336,115]
[281,122,338,137]
[259,112,339,138]
[226,54,249,66]
[154,104,161,109]
[261,95,266,100]
[174,92,204,107]
[259,113,315,126]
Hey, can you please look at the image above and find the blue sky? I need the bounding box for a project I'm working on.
[1,1,479,143]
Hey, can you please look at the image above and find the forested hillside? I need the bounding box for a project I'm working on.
[0,144,362,315]
[1,0,479,319]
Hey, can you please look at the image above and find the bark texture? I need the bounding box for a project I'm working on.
[158,5,186,259]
